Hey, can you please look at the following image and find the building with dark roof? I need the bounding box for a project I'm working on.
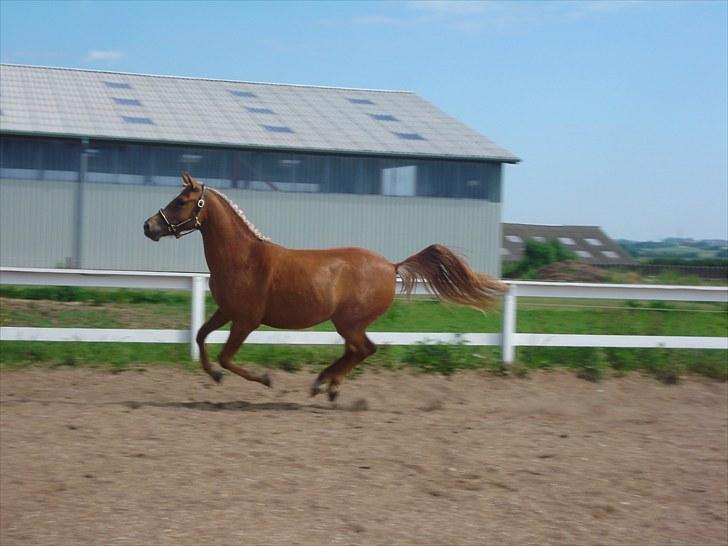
[0,64,518,274]
[501,223,636,265]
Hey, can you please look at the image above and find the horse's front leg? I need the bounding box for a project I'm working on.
[219,321,272,388]
[196,308,230,383]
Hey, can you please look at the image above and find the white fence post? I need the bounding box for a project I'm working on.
[501,284,517,365]
[190,276,206,360]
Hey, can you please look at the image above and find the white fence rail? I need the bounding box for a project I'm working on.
[1,267,726,363]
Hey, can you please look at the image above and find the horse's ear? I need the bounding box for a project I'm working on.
[182,172,194,188]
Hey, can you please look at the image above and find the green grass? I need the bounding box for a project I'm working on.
[0,285,191,305]
[1,286,726,381]
[0,341,195,371]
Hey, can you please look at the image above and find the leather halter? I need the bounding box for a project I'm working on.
[158,185,207,239]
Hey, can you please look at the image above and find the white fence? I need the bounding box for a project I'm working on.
[1,267,726,363]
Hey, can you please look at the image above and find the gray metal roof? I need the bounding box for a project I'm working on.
[502,223,636,265]
[0,64,519,162]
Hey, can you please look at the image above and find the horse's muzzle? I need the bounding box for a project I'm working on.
[143,218,162,241]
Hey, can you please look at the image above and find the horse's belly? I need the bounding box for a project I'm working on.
[259,281,335,328]
[261,297,332,329]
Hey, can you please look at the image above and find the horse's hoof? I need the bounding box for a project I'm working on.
[310,378,324,397]
[261,373,272,388]
[211,371,223,384]
[327,385,339,402]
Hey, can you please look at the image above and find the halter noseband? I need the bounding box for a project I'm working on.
[158,185,207,239]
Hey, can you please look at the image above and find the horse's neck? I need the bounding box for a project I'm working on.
[200,195,262,274]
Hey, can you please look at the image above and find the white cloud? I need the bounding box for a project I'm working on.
[85,50,126,62]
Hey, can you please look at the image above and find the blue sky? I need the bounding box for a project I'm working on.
[1,0,726,240]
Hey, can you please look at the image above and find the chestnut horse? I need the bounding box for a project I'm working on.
[144,174,506,400]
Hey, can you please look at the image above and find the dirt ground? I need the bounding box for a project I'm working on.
[1,367,726,546]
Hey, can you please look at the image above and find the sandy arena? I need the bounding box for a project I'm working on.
[1,367,726,545]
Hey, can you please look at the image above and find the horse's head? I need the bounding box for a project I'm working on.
[144,173,208,241]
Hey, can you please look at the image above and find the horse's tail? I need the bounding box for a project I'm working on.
[395,244,507,310]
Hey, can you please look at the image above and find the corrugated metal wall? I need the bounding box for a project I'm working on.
[1,179,502,275]
[0,179,76,268]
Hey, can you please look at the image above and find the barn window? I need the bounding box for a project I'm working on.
[381,165,416,196]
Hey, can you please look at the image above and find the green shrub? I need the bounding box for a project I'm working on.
[505,239,576,279]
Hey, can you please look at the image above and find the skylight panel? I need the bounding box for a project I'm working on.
[229,90,257,98]
[348,98,374,105]
[113,97,142,106]
[261,124,294,133]
[505,235,523,243]
[585,238,604,246]
[575,250,593,258]
[121,116,154,125]
[246,107,275,114]
[393,132,426,141]
[558,237,576,245]
[601,250,620,259]
[104,81,132,89]
[369,113,398,122]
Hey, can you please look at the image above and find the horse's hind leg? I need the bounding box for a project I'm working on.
[196,309,230,383]
[218,321,271,388]
[311,328,376,401]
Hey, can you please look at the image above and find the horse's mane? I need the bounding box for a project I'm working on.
[208,188,270,242]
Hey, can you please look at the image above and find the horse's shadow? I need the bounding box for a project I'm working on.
[2,397,367,413]
[121,400,306,412]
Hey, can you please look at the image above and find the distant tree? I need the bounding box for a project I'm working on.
[504,239,576,279]
[523,239,575,268]
[619,241,640,258]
